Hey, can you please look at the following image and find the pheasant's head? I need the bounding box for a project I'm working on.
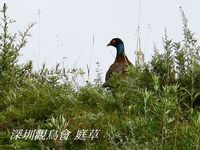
[107,38,125,54]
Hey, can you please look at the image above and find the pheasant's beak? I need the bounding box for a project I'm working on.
[107,42,112,46]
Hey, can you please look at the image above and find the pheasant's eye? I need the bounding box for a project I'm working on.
[112,40,116,45]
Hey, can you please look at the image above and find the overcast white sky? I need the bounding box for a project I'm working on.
[1,0,200,82]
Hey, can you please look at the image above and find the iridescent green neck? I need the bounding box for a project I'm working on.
[116,43,125,55]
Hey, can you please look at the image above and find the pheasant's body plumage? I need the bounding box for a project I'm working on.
[103,38,132,87]
[105,53,132,81]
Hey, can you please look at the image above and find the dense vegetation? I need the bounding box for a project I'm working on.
[0,3,200,150]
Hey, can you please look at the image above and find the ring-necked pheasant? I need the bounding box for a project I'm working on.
[103,38,132,87]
